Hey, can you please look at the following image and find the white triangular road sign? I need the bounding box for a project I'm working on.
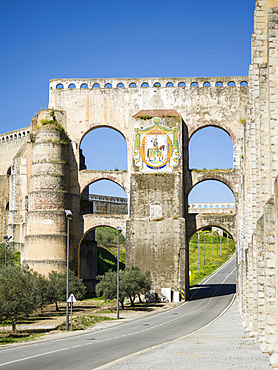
[67,293,77,303]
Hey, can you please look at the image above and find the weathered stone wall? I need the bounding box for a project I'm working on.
[24,111,69,275]
[235,2,278,367]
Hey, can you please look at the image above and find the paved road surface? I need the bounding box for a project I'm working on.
[0,256,236,369]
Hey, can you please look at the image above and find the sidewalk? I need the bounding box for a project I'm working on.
[104,300,271,369]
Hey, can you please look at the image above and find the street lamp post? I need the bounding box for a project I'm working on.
[65,210,73,331]
[116,226,122,320]
[3,235,12,270]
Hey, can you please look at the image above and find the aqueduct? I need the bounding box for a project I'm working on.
[2,1,278,366]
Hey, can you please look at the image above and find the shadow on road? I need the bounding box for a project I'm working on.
[189,283,236,300]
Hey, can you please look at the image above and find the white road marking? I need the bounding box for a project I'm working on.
[0,347,70,367]
[0,256,236,368]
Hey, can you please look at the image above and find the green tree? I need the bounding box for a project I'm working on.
[122,267,152,306]
[48,270,87,311]
[32,271,51,313]
[95,227,125,247]
[95,269,125,308]
[0,243,18,267]
[0,266,38,332]
[95,266,152,308]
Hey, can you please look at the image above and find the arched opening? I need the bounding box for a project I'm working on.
[141,82,149,87]
[240,81,248,86]
[129,82,137,88]
[80,83,88,88]
[80,179,127,216]
[228,81,236,87]
[80,127,127,171]
[189,126,233,170]
[92,83,100,88]
[188,180,234,203]
[79,226,126,292]
[203,82,211,87]
[105,83,112,88]
[56,83,64,89]
[153,82,161,87]
[189,227,235,286]
[215,81,223,87]
[117,83,125,88]
[190,82,199,87]
[68,83,76,88]
[178,82,186,87]
[166,82,174,87]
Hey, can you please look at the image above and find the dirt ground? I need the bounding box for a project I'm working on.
[0,298,181,339]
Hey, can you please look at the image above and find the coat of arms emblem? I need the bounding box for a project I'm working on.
[133,117,180,172]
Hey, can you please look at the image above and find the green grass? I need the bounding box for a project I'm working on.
[58,315,114,331]
[0,332,44,345]
[189,230,235,286]
[97,245,125,275]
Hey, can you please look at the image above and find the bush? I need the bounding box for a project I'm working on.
[95,266,152,308]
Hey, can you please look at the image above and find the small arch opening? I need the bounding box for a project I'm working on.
[190,82,199,87]
[166,82,174,87]
[153,82,161,87]
[80,83,88,89]
[129,83,137,88]
[56,83,64,89]
[141,82,149,88]
[203,82,211,87]
[105,83,112,88]
[215,81,223,87]
[117,83,125,88]
[68,83,76,89]
[178,82,186,87]
[240,81,248,86]
[93,83,100,88]
[228,81,236,87]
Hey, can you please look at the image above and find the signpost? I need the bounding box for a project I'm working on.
[67,293,77,331]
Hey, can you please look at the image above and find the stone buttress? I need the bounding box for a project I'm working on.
[24,112,69,275]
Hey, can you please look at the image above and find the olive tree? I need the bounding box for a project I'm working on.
[0,266,38,332]
[95,266,152,308]
[47,270,87,311]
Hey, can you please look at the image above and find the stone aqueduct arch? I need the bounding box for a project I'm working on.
[0,75,247,295]
[49,76,246,294]
[3,2,278,364]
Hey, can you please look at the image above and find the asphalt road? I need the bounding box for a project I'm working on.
[0,255,236,370]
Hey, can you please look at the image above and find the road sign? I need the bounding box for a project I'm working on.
[67,293,77,303]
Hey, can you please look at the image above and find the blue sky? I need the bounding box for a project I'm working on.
[1,0,256,202]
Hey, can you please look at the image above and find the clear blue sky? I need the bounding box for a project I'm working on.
[1,0,256,201]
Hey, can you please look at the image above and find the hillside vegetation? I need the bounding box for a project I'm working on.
[189,230,235,286]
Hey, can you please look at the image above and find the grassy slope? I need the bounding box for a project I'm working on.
[97,244,125,275]
[189,231,235,286]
